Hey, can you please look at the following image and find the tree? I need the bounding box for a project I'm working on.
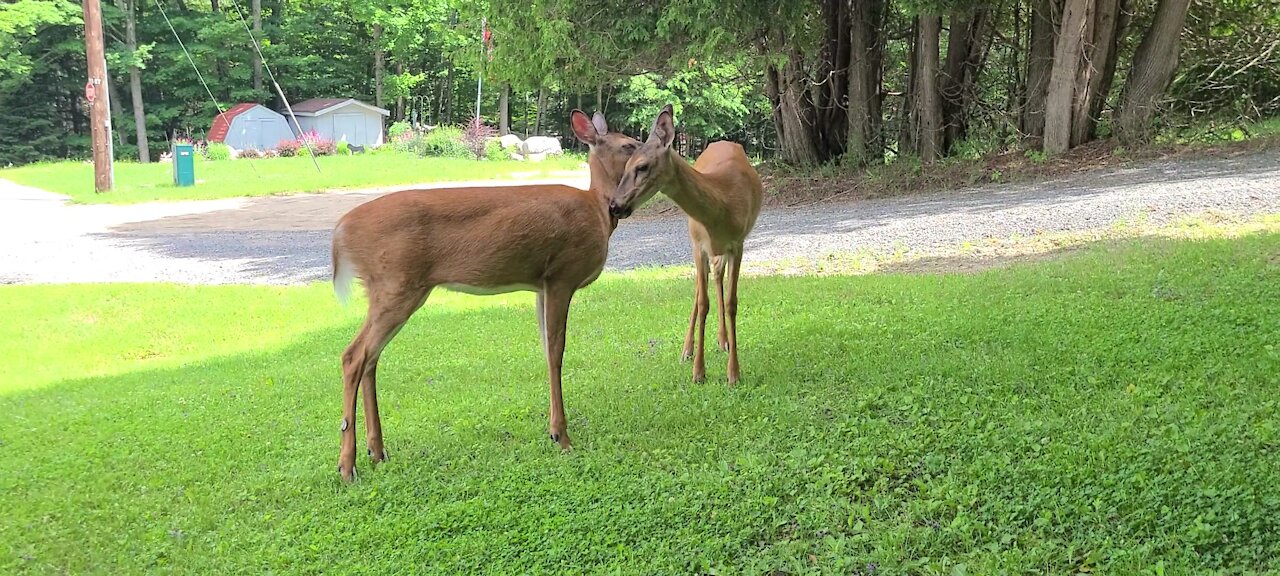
[1115,0,1194,143]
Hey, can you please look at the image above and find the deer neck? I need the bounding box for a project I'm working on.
[587,154,621,232]
[659,149,726,225]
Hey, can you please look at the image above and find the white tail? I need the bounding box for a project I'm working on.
[329,111,642,482]
[608,104,763,386]
[331,225,356,307]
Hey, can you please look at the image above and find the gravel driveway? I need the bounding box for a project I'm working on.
[2,150,1278,285]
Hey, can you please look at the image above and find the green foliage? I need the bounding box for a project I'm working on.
[420,126,471,158]
[336,140,351,155]
[484,139,507,161]
[0,153,586,204]
[387,121,412,140]
[203,142,231,161]
[2,233,1279,572]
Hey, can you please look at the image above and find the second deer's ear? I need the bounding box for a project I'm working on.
[591,112,608,135]
[650,104,675,149]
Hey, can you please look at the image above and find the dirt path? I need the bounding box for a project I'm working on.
[2,150,1277,285]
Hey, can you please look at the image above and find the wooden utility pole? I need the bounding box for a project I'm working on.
[83,0,114,192]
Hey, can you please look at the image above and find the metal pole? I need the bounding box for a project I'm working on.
[83,0,114,192]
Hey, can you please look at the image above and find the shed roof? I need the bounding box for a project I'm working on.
[208,103,261,143]
[287,98,390,117]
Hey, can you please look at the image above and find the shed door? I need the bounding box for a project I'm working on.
[333,114,364,145]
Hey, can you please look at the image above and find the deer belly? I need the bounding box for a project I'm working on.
[441,283,539,296]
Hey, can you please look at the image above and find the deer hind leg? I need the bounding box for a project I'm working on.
[725,251,743,386]
[338,283,430,482]
[692,249,711,383]
[714,255,729,352]
[540,285,575,450]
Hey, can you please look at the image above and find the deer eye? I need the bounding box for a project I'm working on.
[636,164,648,173]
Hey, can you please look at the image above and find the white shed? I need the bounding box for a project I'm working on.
[286,98,389,147]
[208,103,294,151]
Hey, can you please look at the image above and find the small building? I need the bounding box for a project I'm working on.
[285,98,389,147]
[208,103,294,151]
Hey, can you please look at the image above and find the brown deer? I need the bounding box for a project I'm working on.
[330,111,640,482]
[608,104,763,385]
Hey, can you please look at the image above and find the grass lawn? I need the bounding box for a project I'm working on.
[0,152,586,205]
[2,233,1279,573]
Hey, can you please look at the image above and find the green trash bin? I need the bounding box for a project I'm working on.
[172,143,195,187]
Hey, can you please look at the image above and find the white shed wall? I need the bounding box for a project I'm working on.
[224,105,294,151]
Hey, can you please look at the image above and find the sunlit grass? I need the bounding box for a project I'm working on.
[0,152,587,205]
[2,234,1278,573]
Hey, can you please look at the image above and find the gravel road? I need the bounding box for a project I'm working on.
[2,150,1277,285]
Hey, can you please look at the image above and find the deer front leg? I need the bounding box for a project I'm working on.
[692,250,711,383]
[714,255,729,352]
[541,286,575,451]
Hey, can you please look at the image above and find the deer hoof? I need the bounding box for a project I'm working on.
[338,465,357,483]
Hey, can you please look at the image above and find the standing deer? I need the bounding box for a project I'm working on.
[330,111,641,482]
[608,104,763,385]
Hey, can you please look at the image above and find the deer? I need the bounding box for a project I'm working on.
[329,110,641,482]
[607,104,763,385]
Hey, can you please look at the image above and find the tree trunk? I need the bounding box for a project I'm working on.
[535,87,546,135]
[1044,0,1091,155]
[252,0,262,93]
[443,62,455,124]
[373,23,384,108]
[1090,0,1130,139]
[942,7,991,154]
[107,74,126,148]
[395,62,405,121]
[913,15,944,163]
[814,0,849,159]
[900,17,918,158]
[1070,0,1124,146]
[119,0,149,162]
[499,83,510,135]
[596,83,604,113]
[846,0,884,165]
[1115,0,1192,143]
[765,47,820,165]
[1022,0,1059,145]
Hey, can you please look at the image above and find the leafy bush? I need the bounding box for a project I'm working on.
[238,148,262,159]
[204,142,232,161]
[485,139,507,161]
[420,127,471,158]
[387,121,411,140]
[337,141,351,155]
[461,116,497,160]
[275,139,301,157]
[299,129,336,156]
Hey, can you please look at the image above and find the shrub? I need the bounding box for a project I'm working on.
[337,140,351,155]
[205,142,232,161]
[461,116,497,160]
[276,139,301,157]
[485,139,507,161]
[238,148,263,159]
[420,126,471,158]
[299,129,336,156]
[387,121,411,140]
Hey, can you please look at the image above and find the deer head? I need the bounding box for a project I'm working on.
[608,104,676,219]
[570,109,641,197]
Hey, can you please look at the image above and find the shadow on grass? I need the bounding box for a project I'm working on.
[3,233,1279,573]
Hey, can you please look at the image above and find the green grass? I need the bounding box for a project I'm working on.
[3,234,1279,574]
[0,152,587,205]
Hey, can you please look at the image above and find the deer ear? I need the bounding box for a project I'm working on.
[591,112,609,135]
[649,104,675,148]
[570,110,598,145]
